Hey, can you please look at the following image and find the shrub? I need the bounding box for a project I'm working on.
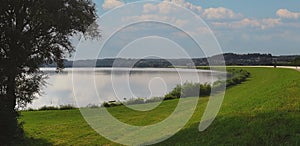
[38,106,58,111]
[59,105,76,110]
[38,105,76,110]
[181,83,201,98]
[200,83,211,96]
[145,97,164,103]
[212,80,226,91]
[164,69,250,99]
[26,108,36,111]
[102,102,110,108]
[86,104,101,108]
[164,93,178,100]
[164,85,182,99]
[164,82,212,99]
[226,69,250,87]
[101,102,123,107]
[125,98,145,105]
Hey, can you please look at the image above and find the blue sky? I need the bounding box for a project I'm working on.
[73,0,300,59]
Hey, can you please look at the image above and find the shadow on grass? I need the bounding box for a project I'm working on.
[155,110,300,146]
[14,136,52,146]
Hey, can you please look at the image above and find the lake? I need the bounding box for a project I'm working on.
[27,68,225,109]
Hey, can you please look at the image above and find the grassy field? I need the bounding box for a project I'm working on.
[19,67,300,145]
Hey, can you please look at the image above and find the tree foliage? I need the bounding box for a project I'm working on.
[292,57,300,67]
[0,0,98,144]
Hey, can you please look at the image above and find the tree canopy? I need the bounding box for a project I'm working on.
[292,57,300,67]
[0,0,99,144]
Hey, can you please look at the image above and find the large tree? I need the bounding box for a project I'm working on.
[0,0,99,144]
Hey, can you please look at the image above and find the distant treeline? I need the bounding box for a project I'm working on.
[42,53,300,68]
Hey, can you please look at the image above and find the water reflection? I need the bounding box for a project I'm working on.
[27,68,225,109]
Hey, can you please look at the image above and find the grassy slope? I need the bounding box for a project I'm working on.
[20,68,300,145]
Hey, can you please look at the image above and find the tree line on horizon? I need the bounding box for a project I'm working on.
[43,53,300,68]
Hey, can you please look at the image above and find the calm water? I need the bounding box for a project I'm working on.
[27,68,225,109]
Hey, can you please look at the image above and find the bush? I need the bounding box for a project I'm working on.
[181,83,201,97]
[38,106,58,111]
[164,69,250,99]
[164,85,182,100]
[164,82,212,99]
[101,102,123,107]
[37,105,76,111]
[145,97,164,103]
[200,83,211,96]
[102,102,110,108]
[125,98,145,105]
[59,105,76,110]
[26,108,36,111]
[212,80,226,91]
[226,69,250,87]
[86,104,101,108]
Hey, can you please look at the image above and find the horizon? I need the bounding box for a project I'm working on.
[67,52,299,61]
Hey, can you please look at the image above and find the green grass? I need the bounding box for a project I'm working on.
[19,67,300,145]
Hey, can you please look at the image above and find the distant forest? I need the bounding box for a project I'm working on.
[42,53,300,68]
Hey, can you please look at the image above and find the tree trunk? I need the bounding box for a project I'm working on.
[0,72,22,144]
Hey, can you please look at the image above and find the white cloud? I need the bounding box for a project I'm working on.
[143,3,157,13]
[276,9,300,19]
[122,14,171,22]
[158,1,177,14]
[212,18,281,30]
[102,0,296,32]
[142,1,245,24]
[143,1,178,14]
[172,26,210,38]
[212,18,258,28]
[168,0,202,13]
[202,7,242,20]
[122,14,189,27]
[143,0,202,14]
[102,0,124,10]
[238,18,260,27]
[175,19,188,27]
[260,18,281,29]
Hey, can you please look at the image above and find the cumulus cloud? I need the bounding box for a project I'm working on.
[143,1,177,14]
[212,18,281,30]
[202,7,242,20]
[143,3,157,13]
[158,1,177,14]
[104,0,296,31]
[168,0,202,13]
[122,14,189,28]
[102,0,124,10]
[175,19,188,27]
[122,14,171,22]
[143,1,245,22]
[212,18,257,28]
[260,18,281,29]
[276,9,300,19]
[143,0,202,14]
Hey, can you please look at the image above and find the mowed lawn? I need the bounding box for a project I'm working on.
[20,67,300,145]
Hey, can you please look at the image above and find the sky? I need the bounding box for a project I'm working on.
[73,0,300,59]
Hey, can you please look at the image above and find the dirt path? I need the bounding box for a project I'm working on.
[228,66,300,72]
[275,66,300,72]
